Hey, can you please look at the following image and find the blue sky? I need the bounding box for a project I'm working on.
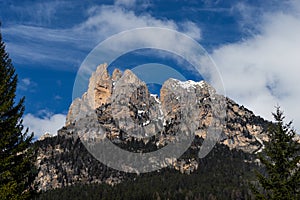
[1,0,300,138]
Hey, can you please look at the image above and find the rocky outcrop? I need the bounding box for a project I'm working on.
[66,63,112,126]
[38,132,54,141]
[86,63,112,109]
[223,99,269,153]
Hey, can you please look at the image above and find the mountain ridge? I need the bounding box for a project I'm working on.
[34,63,271,192]
[64,63,269,152]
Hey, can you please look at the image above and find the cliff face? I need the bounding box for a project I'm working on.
[35,64,270,191]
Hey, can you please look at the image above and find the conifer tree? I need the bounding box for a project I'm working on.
[252,107,300,199]
[0,23,35,200]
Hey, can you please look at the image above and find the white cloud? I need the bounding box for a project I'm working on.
[179,21,202,40]
[211,3,300,131]
[78,5,201,40]
[21,78,31,86]
[23,113,66,139]
[18,78,37,92]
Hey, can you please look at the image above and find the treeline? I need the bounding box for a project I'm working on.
[34,142,259,200]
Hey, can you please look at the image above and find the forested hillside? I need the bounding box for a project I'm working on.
[34,137,259,200]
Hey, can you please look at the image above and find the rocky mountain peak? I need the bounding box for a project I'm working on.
[38,64,273,191]
[112,68,122,81]
[121,69,141,84]
[64,64,269,153]
[86,63,112,109]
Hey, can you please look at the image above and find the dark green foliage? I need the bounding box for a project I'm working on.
[33,134,130,189]
[0,24,35,200]
[252,107,300,199]
[34,140,259,200]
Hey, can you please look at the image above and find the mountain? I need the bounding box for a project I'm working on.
[33,64,271,197]
[65,63,269,153]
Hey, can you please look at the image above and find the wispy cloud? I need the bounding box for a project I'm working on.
[2,2,201,71]
[18,78,37,92]
[78,5,201,40]
[114,0,151,9]
[114,0,136,8]
[54,95,62,100]
[231,1,294,37]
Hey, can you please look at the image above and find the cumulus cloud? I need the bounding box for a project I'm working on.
[23,113,66,139]
[211,2,300,130]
